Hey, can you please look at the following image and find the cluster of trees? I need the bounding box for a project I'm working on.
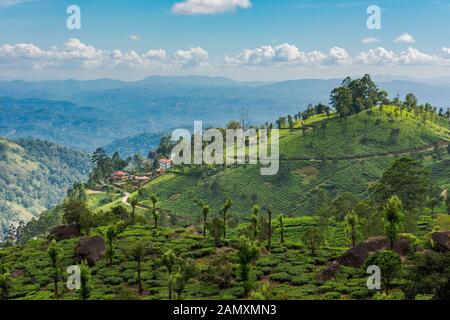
[330,74,389,117]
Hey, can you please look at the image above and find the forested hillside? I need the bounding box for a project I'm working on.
[0,138,91,238]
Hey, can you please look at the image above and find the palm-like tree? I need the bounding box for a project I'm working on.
[251,205,259,240]
[130,195,139,224]
[132,242,146,295]
[106,225,118,266]
[202,204,210,237]
[221,199,233,238]
[150,194,158,211]
[47,240,61,299]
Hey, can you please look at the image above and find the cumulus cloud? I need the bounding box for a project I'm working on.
[362,37,380,44]
[172,0,252,15]
[357,47,445,65]
[0,38,166,70]
[394,33,415,43]
[224,43,350,66]
[443,47,450,55]
[173,47,209,67]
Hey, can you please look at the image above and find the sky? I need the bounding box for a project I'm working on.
[1,0,450,81]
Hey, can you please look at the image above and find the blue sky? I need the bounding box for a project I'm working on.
[1,0,450,81]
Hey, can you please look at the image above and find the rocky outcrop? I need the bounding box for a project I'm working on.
[432,231,450,253]
[49,224,81,241]
[76,236,105,266]
[318,236,411,281]
[336,236,411,268]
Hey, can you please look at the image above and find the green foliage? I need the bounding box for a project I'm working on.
[365,250,402,294]
[236,236,260,295]
[405,251,450,300]
[301,227,324,256]
[206,217,224,247]
[383,196,404,249]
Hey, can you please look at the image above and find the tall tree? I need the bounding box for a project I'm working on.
[162,249,177,300]
[383,196,404,250]
[202,204,210,237]
[106,225,119,266]
[267,208,273,251]
[221,199,233,238]
[344,210,359,247]
[278,214,285,245]
[47,240,61,299]
[132,241,146,295]
[251,205,259,240]
[236,236,260,296]
[79,261,92,300]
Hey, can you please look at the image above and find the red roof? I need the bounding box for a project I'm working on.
[114,171,126,176]
[159,158,173,164]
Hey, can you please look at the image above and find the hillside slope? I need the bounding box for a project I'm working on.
[132,106,450,221]
[0,138,92,238]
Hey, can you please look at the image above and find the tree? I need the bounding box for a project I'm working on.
[221,199,233,238]
[0,272,12,300]
[344,210,360,247]
[383,196,404,250]
[405,251,450,300]
[173,258,197,300]
[427,186,442,219]
[278,214,285,245]
[267,208,273,251]
[301,227,324,256]
[251,205,259,240]
[405,93,418,110]
[132,241,146,295]
[365,250,402,294]
[330,86,353,117]
[150,194,158,211]
[152,210,161,229]
[47,240,61,299]
[236,236,260,296]
[201,204,210,237]
[129,195,139,225]
[79,261,92,300]
[162,249,177,300]
[372,157,431,213]
[62,197,90,226]
[106,225,119,266]
[206,217,224,247]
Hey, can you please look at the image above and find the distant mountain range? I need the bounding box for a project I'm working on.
[0,75,449,154]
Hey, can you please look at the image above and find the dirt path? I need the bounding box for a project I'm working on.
[121,192,150,210]
[282,140,449,162]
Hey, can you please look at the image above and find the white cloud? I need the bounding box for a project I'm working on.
[130,35,141,41]
[172,0,252,15]
[362,37,380,44]
[0,0,32,7]
[173,47,209,67]
[443,47,450,55]
[224,43,350,66]
[356,47,445,65]
[0,38,167,70]
[394,33,415,43]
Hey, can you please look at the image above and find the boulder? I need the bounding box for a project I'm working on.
[336,236,411,268]
[432,231,450,253]
[76,236,105,266]
[49,224,81,241]
[317,261,341,282]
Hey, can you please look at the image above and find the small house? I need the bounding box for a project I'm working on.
[159,158,173,170]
